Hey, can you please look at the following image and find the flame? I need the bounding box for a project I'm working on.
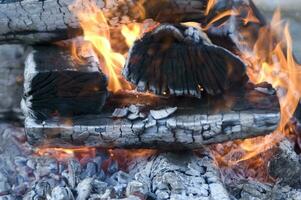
[205,0,216,15]
[36,147,97,161]
[69,0,142,92]
[203,10,239,30]
[214,9,301,168]
[121,23,142,47]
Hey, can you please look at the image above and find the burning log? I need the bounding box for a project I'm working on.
[0,0,207,44]
[21,45,108,120]
[25,83,280,148]
[127,151,231,200]
[123,24,248,98]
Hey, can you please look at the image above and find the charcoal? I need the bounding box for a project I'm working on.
[50,186,74,200]
[76,178,93,200]
[81,162,97,179]
[67,159,81,189]
[123,24,247,98]
[149,107,177,120]
[108,161,119,175]
[22,45,108,120]
[92,180,108,194]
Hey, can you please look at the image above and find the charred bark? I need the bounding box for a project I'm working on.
[123,24,248,98]
[0,0,207,44]
[127,151,231,200]
[0,0,264,45]
[22,45,108,120]
[25,83,280,148]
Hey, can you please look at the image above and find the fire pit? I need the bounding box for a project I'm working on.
[0,0,301,199]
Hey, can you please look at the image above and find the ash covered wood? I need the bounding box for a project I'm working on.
[25,83,280,149]
[268,139,301,188]
[0,0,207,44]
[128,151,231,200]
[22,45,108,120]
[123,24,247,98]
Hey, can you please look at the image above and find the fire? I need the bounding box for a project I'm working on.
[121,23,142,47]
[36,147,97,162]
[205,0,216,16]
[69,0,142,93]
[214,9,301,167]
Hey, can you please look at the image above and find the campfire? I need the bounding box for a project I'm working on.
[0,0,301,199]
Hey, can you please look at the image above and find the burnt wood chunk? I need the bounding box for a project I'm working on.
[123,24,247,98]
[22,45,108,120]
[25,83,280,149]
[128,151,231,200]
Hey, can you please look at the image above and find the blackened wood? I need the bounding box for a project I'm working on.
[0,0,206,44]
[0,44,27,120]
[123,24,248,98]
[127,151,231,200]
[206,0,266,54]
[25,83,280,149]
[22,45,108,120]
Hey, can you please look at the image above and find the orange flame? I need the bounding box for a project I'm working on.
[36,147,97,161]
[205,0,216,15]
[69,0,142,92]
[216,9,301,166]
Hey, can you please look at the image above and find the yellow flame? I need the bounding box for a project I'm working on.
[121,23,142,47]
[205,0,216,15]
[225,9,301,165]
[69,0,142,92]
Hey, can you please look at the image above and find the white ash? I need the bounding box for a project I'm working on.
[112,104,147,121]
[0,122,141,199]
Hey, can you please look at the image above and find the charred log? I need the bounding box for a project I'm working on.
[25,83,280,148]
[22,45,108,120]
[127,151,231,200]
[123,24,248,98]
[0,44,27,120]
[0,0,207,44]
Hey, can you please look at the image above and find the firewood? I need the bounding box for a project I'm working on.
[0,0,207,44]
[22,45,108,120]
[127,151,231,200]
[0,45,27,120]
[0,0,262,44]
[25,83,280,149]
[123,24,248,98]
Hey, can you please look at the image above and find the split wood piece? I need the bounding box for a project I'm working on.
[0,0,206,44]
[21,45,108,120]
[123,24,248,98]
[0,44,27,120]
[25,83,280,148]
[268,139,301,189]
[127,151,231,200]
